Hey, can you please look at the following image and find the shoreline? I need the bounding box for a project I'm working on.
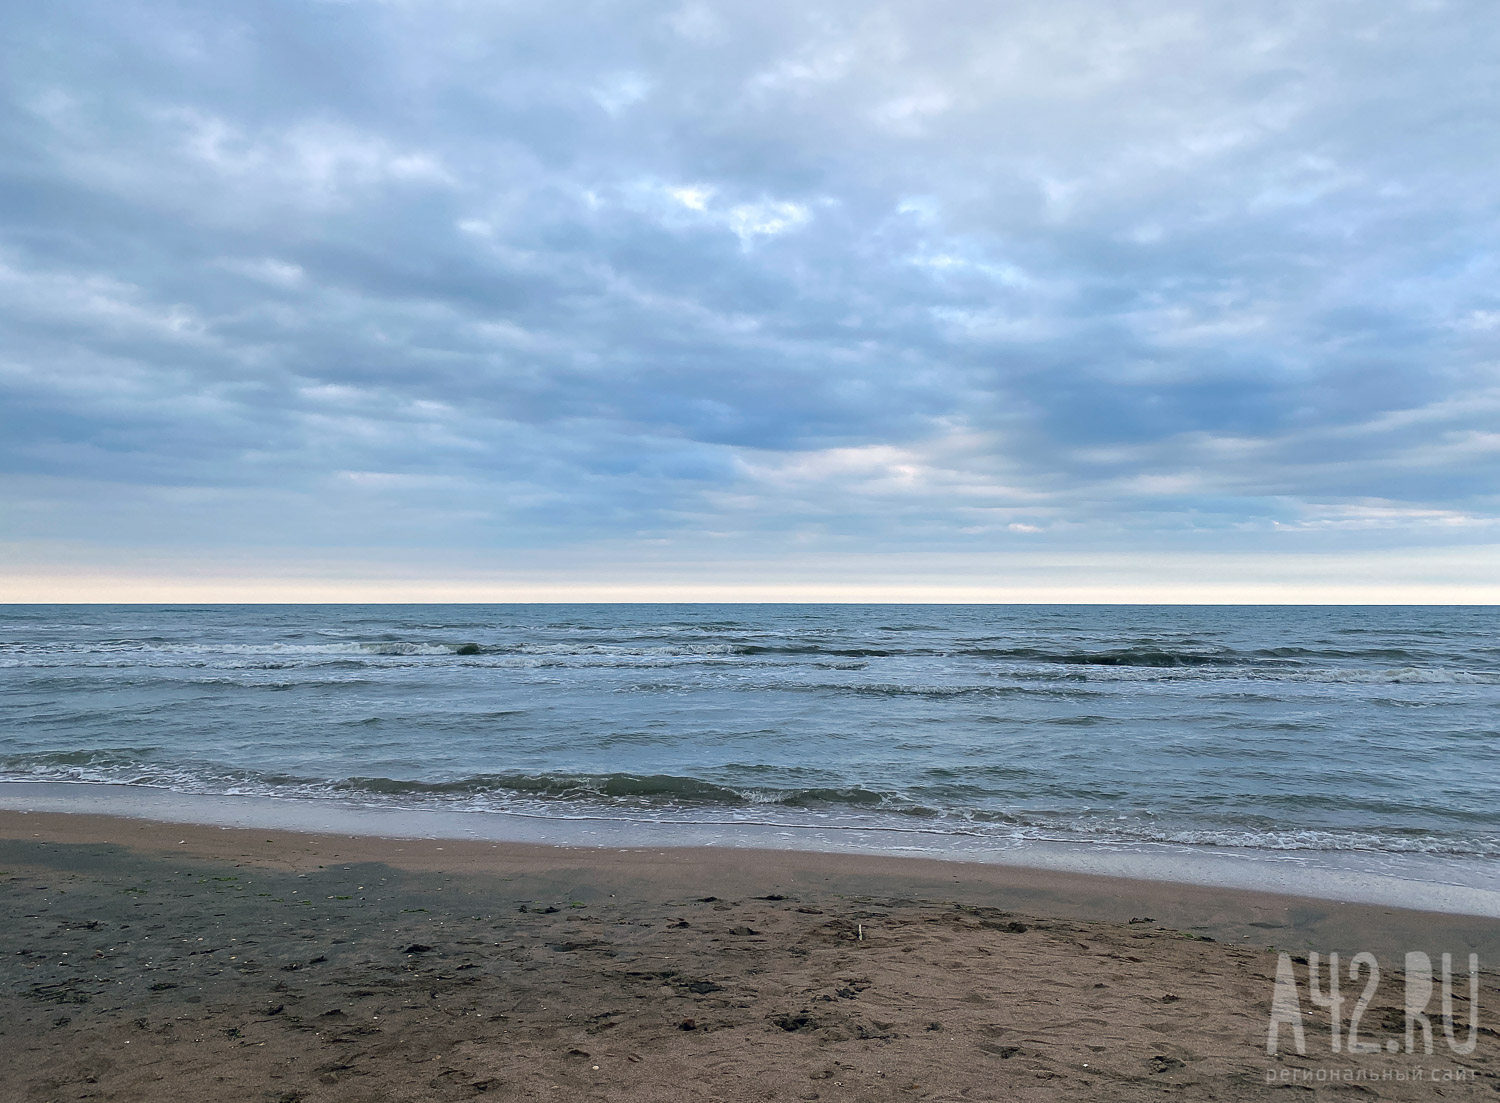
[4,809,1498,1100]
[4,780,1500,920]
[5,808,1500,960]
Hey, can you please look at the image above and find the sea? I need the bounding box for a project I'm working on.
[2,604,1498,906]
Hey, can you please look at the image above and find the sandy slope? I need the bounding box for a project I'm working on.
[1,812,1496,1101]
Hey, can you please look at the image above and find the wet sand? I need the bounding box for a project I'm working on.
[1,810,1497,1101]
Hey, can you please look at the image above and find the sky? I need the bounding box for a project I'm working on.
[2,0,1498,602]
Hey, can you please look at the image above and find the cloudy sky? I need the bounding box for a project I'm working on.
[2,0,1497,601]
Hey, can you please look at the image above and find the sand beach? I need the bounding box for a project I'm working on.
[2,810,1496,1102]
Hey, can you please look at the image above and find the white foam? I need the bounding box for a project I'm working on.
[2,781,1497,918]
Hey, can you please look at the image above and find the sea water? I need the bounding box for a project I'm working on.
[2,604,1498,895]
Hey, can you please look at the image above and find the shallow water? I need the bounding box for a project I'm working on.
[2,604,1497,863]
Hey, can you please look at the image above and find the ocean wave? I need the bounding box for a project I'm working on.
[0,754,920,814]
[332,771,750,803]
[4,754,1498,858]
[735,645,896,658]
[1301,667,1500,685]
[1249,646,1427,660]
[4,634,1497,684]
[0,747,163,769]
[996,664,1500,686]
[967,646,1232,667]
[329,772,919,812]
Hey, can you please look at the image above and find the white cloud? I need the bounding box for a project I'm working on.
[2,0,1498,595]
[726,200,810,244]
[667,184,714,211]
[0,256,210,343]
[171,110,453,205]
[219,257,306,286]
[592,72,652,115]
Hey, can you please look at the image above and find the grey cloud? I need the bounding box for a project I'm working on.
[2,0,1498,571]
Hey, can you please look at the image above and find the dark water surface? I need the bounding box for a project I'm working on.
[2,604,1497,860]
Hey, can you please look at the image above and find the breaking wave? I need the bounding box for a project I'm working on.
[5,752,1499,859]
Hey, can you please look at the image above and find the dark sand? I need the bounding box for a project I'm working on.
[1,811,1496,1101]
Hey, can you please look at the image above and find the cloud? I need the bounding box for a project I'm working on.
[1,0,1497,596]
